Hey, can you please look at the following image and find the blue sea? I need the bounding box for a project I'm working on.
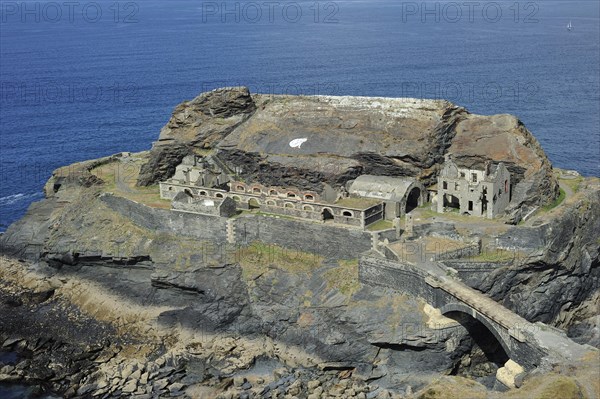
[1,0,599,235]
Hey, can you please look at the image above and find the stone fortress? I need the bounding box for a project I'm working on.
[159,152,501,229]
[3,88,597,397]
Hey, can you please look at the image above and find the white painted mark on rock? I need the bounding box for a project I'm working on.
[289,138,308,149]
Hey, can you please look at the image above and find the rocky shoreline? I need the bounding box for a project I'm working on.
[0,257,405,399]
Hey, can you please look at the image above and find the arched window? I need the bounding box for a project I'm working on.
[253,187,262,194]
[232,196,241,202]
[287,192,297,198]
[321,208,334,221]
[342,210,354,217]
[199,190,207,196]
[284,202,294,209]
[304,194,314,201]
[266,200,276,206]
[236,185,245,192]
[215,193,224,198]
[269,189,278,196]
[168,186,173,191]
[302,205,314,211]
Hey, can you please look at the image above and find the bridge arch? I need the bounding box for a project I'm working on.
[440,302,511,364]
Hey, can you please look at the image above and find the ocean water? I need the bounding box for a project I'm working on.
[0,0,599,235]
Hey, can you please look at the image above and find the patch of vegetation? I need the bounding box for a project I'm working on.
[323,259,360,297]
[90,159,170,209]
[416,208,494,223]
[541,188,566,212]
[335,196,381,209]
[535,376,583,399]
[366,219,393,231]
[466,248,517,263]
[236,241,323,280]
[417,377,486,399]
[560,176,584,194]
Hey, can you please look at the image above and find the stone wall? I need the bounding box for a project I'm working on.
[359,254,435,302]
[441,260,508,287]
[101,195,372,260]
[99,194,228,242]
[159,182,228,201]
[434,244,481,261]
[377,229,400,243]
[232,215,372,259]
[172,195,236,217]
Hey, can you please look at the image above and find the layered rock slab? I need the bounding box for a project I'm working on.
[138,87,559,222]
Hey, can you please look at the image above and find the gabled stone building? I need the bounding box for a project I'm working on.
[347,175,427,220]
[436,157,511,218]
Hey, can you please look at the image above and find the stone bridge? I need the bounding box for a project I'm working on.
[358,254,548,371]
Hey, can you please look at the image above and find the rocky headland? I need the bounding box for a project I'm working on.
[0,88,598,399]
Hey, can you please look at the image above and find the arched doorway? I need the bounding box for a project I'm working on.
[405,187,421,213]
[321,208,334,221]
[481,187,488,216]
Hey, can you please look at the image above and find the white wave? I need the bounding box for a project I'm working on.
[0,192,43,206]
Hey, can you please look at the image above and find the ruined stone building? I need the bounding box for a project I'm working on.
[436,157,511,218]
[171,191,237,217]
[159,155,427,229]
[347,175,427,220]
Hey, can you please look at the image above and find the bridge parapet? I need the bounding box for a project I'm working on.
[358,253,546,371]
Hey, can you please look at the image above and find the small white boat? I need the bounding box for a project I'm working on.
[567,20,573,31]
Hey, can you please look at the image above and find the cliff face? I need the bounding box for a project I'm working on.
[136,87,257,186]
[216,95,463,190]
[0,177,477,395]
[137,87,558,222]
[472,180,600,346]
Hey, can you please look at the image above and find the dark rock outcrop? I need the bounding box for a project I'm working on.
[137,87,257,186]
[216,95,466,189]
[136,88,558,221]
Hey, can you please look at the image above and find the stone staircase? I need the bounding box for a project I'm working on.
[226,218,235,244]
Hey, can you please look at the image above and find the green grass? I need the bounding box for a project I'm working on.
[89,159,171,209]
[560,176,584,194]
[535,376,583,399]
[236,241,323,280]
[541,188,566,212]
[335,196,381,209]
[323,259,360,297]
[366,219,393,231]
[466,249,517,263]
